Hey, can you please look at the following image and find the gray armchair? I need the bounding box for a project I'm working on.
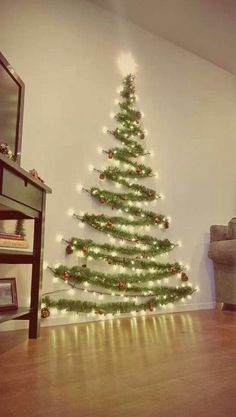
[208,218,236,310]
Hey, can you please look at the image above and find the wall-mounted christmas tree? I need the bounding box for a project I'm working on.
[42,54,195,319]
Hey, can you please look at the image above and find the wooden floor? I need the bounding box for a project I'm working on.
[0,310,236,417]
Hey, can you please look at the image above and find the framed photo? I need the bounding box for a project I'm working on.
[0,278,18,311]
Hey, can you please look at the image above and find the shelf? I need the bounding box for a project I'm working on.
[0,307,30,324]
[0,249,34,264]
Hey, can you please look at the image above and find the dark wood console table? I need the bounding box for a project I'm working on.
[0,154,51,338]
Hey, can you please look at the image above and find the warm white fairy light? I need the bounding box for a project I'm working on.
[67,208,75,217]
[117,52,137,75]
[196,285,200,292]
[97,146,103,154]
[102,126,108,133]
[178,240,182,248]
[88,164,94,172]
[43,261,48,270]
[76,183,83,193]
[56,234,63,243]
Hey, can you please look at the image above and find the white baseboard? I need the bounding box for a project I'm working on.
[0,302,216,332]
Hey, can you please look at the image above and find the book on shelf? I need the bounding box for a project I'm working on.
[0,237,28,249]
[0,234,24,241]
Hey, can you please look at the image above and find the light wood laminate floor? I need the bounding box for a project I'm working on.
[0,310,236,417]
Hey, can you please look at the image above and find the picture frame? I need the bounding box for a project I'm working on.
[0,278,18,311]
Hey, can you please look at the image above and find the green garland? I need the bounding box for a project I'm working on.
[65,237,177,257]
[43,283,194,315]
[74,212,169,243]
[50,265,189,290]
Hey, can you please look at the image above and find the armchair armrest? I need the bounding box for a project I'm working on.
[210,225,228,242]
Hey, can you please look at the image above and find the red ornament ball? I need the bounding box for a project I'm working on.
[98,309,105,315]
[171,267,177,274]
[41,307,50,319]
[149,304,155,312]
[108,152,113,160]
[63,271,70,281]
[99,173,105,180]
[118,282,125,289]
[108,259,113,265]
[106,220,113,228]
[164,221,169,229]
[155,217,161,224]
[99,197,106,205]
[136,166,142,174]
[82,246,87,253]
[181,272,189,282]
[140,133,145,140]
[66,244,73,255]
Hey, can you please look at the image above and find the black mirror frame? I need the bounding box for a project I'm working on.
[0,51,25,165]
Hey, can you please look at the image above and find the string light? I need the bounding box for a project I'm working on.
[76,184,83,193]
[56,234,63,243]
[89,164,96,173]
[67,208,75,217]
[117,52,137,75]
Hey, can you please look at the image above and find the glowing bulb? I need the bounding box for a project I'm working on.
[56,234,63,243]
[178,241,182,248]
[117,52,137,75]
[43,261,48,270]
[102,126,108,133]
[67,208,75,217]
[97,146,103,154]
[196,285,200,292]
[76,183,83,192]
[88,164,94,172]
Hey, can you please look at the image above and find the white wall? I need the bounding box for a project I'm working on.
[0,0,236,329]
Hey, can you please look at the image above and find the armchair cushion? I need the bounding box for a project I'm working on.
[208,239,236,265]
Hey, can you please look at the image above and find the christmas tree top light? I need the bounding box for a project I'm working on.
[117,52,137,75]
